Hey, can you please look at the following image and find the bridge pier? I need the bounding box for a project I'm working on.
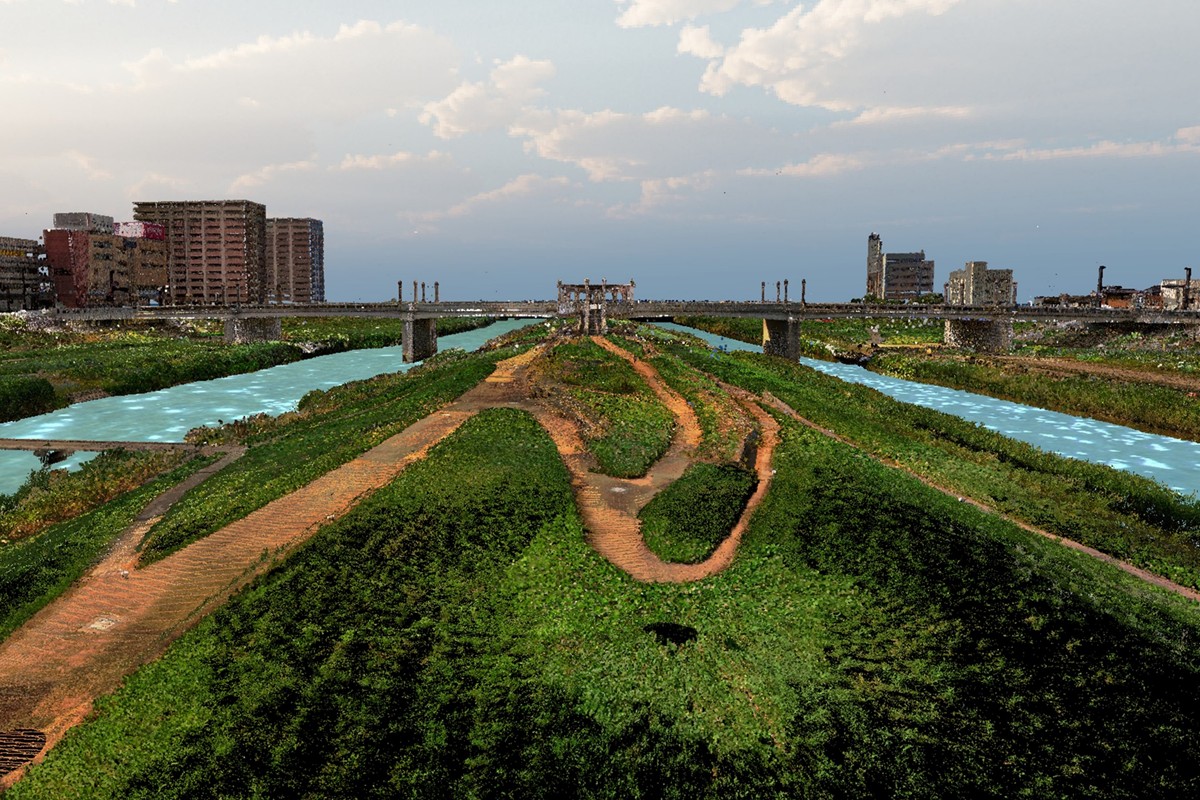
[762,317,800,360]
[224,317,281,344]
[944,319,1013,352]
[403,315,438,363]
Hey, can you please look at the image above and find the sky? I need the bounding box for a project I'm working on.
[1,0,1197,303]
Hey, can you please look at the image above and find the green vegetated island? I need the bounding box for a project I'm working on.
[4,315,1200,797]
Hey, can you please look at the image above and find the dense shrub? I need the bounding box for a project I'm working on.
[0,376,57,421]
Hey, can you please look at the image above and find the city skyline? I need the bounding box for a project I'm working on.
[1,0,1197,302]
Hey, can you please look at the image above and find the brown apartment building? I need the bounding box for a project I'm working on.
[266,218,325,304]
[867,232,935,300]
[133,200,267,305]
[43,227,132,308]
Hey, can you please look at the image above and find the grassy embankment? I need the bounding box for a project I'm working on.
[605,327,758,563]
[680,315,1200,442]
[531,338,674,478]
[0,454,214,642]
[136,344,513,564]
[14,399,1200,797]
[661,338,1200,590]
[872,352,1200,440]
[0,315,491,422]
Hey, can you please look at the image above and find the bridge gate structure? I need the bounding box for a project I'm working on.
[557,279,635,335]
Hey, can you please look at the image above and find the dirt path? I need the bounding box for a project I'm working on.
[0,351,538,788]
[537,337,777,582]
[759,392,1200,605]
[982,355,1200,392]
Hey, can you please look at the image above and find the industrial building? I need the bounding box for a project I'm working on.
[945,261,1017,306]
[866,233,935,300]
[134,200,268,305]
[1160,277,1200,311]
[0,236,48,311]
[266,218,325,304]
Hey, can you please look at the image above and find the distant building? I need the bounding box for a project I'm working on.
[115,221,169,305]
[44,212,133,307]
[134,200,267,305]
[866,233,935,300]
[266,218,324,304]
[945,261,1017,306]
[0,236,49,311]
[52,212,114,235]
[1160,278,1200,311]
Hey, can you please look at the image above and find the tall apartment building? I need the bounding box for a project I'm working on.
[133,200,267,305]
[0,236,48,311]
[945,261,1017,306]
[115,221,169,305]
[266,218,325,304]
[44,212,132,308]
[866,232,935,300]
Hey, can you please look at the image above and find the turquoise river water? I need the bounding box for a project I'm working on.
[0,319,539,495]
[2,318,1196,498]
[660,322,1199,497]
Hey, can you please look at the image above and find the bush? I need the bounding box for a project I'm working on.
[0,376,57,422]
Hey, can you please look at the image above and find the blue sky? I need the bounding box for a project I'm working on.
[1,0,1197,302]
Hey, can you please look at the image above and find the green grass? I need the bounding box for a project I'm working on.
[873,353,1200,441]
[17,405,1200,797]
[0,375,56,421]
[0,456,212,642]
[610,330,749,462]
[280,315,492,351]
[639,462,755,563]
[539,339,675,478]
[1,449,200,541]
[668,345,1200,590]
[137,348,503,563]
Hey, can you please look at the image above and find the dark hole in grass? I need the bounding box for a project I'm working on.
[644,621,698,647]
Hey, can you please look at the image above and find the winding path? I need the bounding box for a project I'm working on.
[0,342,774,785]
[6,336,1198,787]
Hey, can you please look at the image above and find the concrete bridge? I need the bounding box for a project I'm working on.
[42,293,1200,362]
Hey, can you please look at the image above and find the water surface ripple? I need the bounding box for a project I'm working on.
[0,319,538,494]
[659,323,1200,497]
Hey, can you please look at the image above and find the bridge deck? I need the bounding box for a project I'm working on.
[40,301,1200,325]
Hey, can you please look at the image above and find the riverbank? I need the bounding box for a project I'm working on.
[678,315,1200,443]
[7,321,1200,797]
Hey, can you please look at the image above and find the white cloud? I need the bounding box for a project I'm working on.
[230,159,317,192]
[421,174,572,221]
[695,0,963,110]
[608,170,716,217]
[336,150,451,171]
[677,24,724,59]
[834,105,972,127]
[420,55,555,138]
[63,149,113,181]
[615,0,774,28]
[739,152,866,178]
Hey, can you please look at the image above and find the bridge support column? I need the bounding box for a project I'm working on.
[944,319,1013,352]
[224,316,281,344]
[763,317,800,360]
[581,301,607,335]
[403,315,438,363]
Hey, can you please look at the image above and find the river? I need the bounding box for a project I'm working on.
[4,318,1197,499]
[658,323,1200,497]
[0,319,540,495]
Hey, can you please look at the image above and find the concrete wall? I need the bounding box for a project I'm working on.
[224,316,282,344]
[944,319,1013,352]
